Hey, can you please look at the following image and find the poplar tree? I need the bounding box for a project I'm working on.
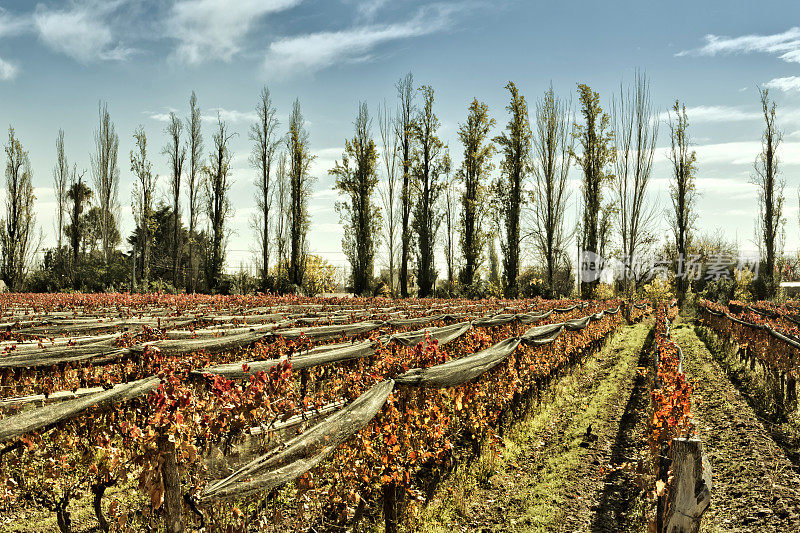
[457,98,495,288]
[287,99,315,289]
[331,102,381,295]
[493,82,532,296]
[573,84,614,298]
[667,100,697,302]
[412,85,446,297]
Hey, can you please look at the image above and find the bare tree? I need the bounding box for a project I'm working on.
[1,128,36,291]
[287,99,316,289]
[395,72,416,297]
[752,87,784,298]
[667,100,697,302]
[131,126,156,287]
[378,100,399,296]
[185,91,203,292]
[530,84,574,297]
[53,129,69,252]
[164,112,186,288]
[249,87,281,288]
[612,71,658,294]
[90,101,120,263]
[205,115,235,292]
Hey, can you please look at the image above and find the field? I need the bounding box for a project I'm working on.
[0,294,798,532]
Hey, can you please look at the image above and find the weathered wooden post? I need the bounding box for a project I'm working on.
[159,434,183,533]
[663,438,712,533]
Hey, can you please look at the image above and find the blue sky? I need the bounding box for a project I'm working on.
[2,0,800,275]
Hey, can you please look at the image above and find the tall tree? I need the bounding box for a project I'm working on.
[395,72,415,297]
[530,85,573,297]
[164,112,186,288]
[412,85,446,298]
[331,102,382,295]
[378,101,399,296]
[249,87,281,288]
[53,129,69,252]
[204,115,235,292]
[274,152,289,279]
[573,84,614,298]
[493,82,532,297]
[185,91,203,292]
[287,99,316,289]
[612,71,658,294]
[131,126,157,287]
[443,155,458,284]
[667,100,697,302]
[752,87,784,298]
[1,128,36,291]
[457,98,495,287]
[67,171,91,266]
[90,102,120,263]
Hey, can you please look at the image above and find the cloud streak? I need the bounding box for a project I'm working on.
[677,26,800,63]
[168,0,302,64]
[658,105,761,123]
[262,4,458,79]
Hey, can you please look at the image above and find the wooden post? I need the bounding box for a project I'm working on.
[383,482,397,533]
[159,435,183,533]
[663,438,712,533]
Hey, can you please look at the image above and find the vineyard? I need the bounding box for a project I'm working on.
[0,293,799,532]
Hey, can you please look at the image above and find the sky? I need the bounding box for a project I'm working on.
[1,0,800,278]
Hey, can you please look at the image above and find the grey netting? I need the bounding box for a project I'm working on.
[394,337,522,388]
[520,322,565,342]
[0,345,128,369]
[516,310,553,324]
[195,340,378,379]
[132,330,274,356]
[199,379,394,501]
[388,321,473,347]
[271,321,382,341]
[197,321,477,379]
[0,376,159,442]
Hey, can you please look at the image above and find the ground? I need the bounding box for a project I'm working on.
[6,312,800,532]
[671,318,800,532]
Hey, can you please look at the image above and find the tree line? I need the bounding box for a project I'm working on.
[0,73,788,300]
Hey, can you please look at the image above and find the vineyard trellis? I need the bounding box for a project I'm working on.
[0,293,647,531]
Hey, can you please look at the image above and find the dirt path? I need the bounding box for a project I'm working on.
[671,322,800,532]
[412,320,653,533]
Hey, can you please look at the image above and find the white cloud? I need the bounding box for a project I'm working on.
[764,75,800,92]
[658,105,761,123]
[262,4,457,79]
[677,26,800,63]
[33,2,136,63]
[168,0,302,64]
[203,107,258,124]
[0,56,17,80]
